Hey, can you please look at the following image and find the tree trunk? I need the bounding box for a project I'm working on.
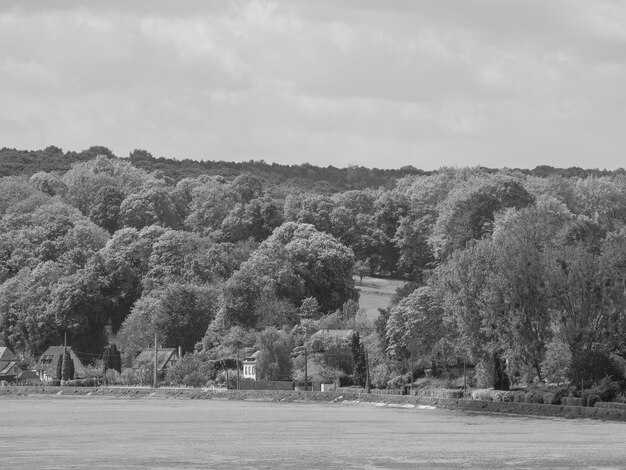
[493,351,510,391]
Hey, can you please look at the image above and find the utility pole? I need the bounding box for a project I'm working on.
[365,348,371,394]
[304,346,309,392]
[463,361,467,398]
[153,333,158,389]
[236,349,240,391]
[62,331,67,386]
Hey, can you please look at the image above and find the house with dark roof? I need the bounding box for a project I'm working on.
[16,369,42,385]
[132,348,179,372]
[35,346,87,383]
[0,346,19,383]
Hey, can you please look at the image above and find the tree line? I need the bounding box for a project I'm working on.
[0,150,625,390]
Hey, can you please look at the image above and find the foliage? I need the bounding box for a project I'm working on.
[255,327,294,381]
[385,286,451,367]
[568,350,624,389]
[350,331,367,387]
[5,153,626,391]
[165,352,214,387]
[61,349,74,382]
[103,343,122,373]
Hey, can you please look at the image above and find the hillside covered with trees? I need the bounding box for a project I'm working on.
[1,148,625,393]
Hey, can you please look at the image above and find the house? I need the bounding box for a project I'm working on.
[16,369,42,385]
[132,348,179,372]
[313,329,355,344]
[0,346,19,383]
[242,351,260,380]
[35,346,87,383]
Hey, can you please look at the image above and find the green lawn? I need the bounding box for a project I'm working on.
[355,276,406,322]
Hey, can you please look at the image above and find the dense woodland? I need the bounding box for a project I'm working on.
[1,147,625,391]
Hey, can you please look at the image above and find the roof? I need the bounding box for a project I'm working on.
[314,329,355,339]
[0,346,16,362]
[17,369,42,384]
[243,351,260,363]
[132,348,178,371]
[35,346,87,379]
[0,361,19,377]
[17,369,40,380]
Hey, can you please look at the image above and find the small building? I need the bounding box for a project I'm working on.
[0,347,19,383]
[242,351,260,380]
[16,369,42,385]
[313,329,355,344]
[132,348,179,373]
[35,346,87,383]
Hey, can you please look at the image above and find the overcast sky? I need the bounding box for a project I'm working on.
[1,1,626,170]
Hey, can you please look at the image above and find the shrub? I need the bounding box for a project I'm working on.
[120,368,140,385]
[585,395,600,407]
[523,392,543,404]
[165,353,214,388]
[595,401,626,410]
[103,344,122,374]
[369,364,392,390]
[540,338,571,385]
[471,389,495,401]
[568,350,624,389]
[586,377,621,402]
[387,374,410,389]
[474,359,494,389]
[561,397,583,406]
[411,388,464,399]
[104,369,122,385]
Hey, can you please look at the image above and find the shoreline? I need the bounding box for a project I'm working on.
[2,385,626,422]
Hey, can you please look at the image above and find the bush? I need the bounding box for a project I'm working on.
[387,374,410,389]
[585,377,622,402]
[104,369,122,385]
[411,388,464,399]
[568,350,624,389]
[540,338,571,385]
[595,401,626,410]
[585,395,600,407]
[561,397,583,406]
[524,392,543,404]
[120,368,140,385]
[474,360,494,389]
[471,389,495,401]
[165,353,214,388]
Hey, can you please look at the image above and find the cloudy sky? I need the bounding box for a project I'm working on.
[1,1,626,170]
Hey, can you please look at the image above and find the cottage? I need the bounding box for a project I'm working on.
[35,346,87,383]
[132,348,179,372]
[0,346,19,383]
[242,351,260,380]
[16,369,42,385]
[313,329,355,344]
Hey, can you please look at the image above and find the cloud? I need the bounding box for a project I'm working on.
[1,1,626,169]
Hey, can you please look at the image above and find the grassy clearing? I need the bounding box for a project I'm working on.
[355,276,406,322]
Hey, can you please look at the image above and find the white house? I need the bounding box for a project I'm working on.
[242,351,260,380]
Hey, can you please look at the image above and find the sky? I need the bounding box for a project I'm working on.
[1,1,626,170]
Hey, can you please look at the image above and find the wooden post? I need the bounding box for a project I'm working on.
[365,348,371,394]
[304,348,308,392]
[62,331,67,386]
[153,333,158,389]
[463,359,467,398]
[236,349,240,391]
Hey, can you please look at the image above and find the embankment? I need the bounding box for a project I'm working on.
[2,386,626,422]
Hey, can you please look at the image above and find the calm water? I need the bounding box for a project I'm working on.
[1,396,625,469]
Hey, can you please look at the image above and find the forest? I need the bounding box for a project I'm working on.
[1,146,625,392]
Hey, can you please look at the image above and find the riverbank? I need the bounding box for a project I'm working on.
[2,385,626,422]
